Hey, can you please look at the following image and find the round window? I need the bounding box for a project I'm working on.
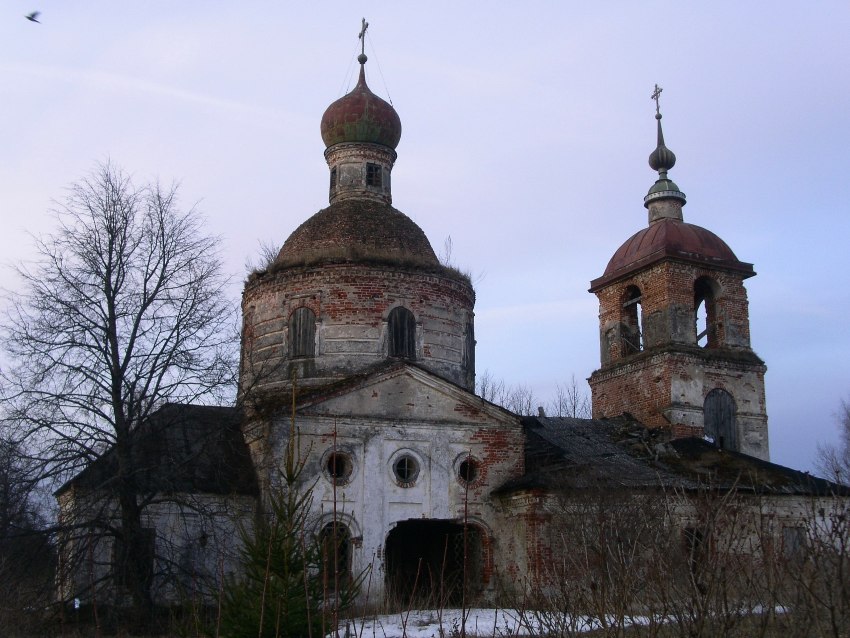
[392,454,420,487]
[325,452,353,485]
[458,457,479,484]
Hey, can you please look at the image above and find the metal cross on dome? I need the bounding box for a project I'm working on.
[651,84,663,116]
[359,18,369,56]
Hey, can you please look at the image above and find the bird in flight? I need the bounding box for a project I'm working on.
[25,11,40,23]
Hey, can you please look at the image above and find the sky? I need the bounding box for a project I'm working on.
[1,2,848,474]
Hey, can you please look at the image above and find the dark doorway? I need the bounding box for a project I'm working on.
[385,519,482,606]
[704,388,738,451]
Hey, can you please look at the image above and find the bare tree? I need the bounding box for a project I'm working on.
[548,375,591,419]
[0,162,237,620]
[816,398,850,484]
[478,370,592,418]
[476,370,538,416]
[476,369,505,405]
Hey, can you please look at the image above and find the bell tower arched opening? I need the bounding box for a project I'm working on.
[694,276,720,348]
[621,285,643,356]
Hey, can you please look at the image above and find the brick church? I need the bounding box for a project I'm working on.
[59,40,833,608]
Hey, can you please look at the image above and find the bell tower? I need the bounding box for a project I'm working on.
[588,87,769,459]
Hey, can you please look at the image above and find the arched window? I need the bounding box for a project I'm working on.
[464,321,475,370]
[319,522,351,590]
[288,307,316,358]
[388,307,416,359]
[621,285,643,355]
[704,388,737,451]
[694,277,720,348]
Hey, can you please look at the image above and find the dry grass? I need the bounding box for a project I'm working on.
[247,246,473,288]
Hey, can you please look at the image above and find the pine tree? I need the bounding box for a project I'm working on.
[218,412,361,638]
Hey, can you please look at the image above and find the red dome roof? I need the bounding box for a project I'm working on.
[591,219,753,289]
[320,66,401,150]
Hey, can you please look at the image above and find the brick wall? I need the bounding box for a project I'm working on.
[241,262,476,392]
[589,257,769,459]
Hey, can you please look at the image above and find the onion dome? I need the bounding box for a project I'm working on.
[320,54,402,150]
[274,199,438,269]
[644,87,686,208]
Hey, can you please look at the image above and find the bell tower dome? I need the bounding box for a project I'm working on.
[588,86,769,459]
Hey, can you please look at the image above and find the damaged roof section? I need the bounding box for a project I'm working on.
[57,404,258,497]
[496,416,846,497]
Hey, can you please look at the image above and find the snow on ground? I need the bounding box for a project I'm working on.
[331,608,606,638]
[331,606,789,637]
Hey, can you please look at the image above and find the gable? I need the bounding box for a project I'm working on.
[297,365,518,426]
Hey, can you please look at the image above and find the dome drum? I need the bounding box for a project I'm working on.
[241,264,476,392]
[325,142,396,205]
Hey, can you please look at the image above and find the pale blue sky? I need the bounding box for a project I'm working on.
[2,2,848,473]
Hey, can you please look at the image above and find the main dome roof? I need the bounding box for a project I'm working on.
[320,63,402,150]
[274,199,438,269]
[592,218,753,288]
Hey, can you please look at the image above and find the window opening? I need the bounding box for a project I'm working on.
[319,522,351,591]
[464,321,475,370]
[458,457,479,484]
[366,163,382,188]
[696,299,709,346]
[388,307,416,359]
[694,277,719,348]
[325,452,353,485]
[392,455,419,487]
[289,307,316,358]
[782,526,806,560]
[621,286,643,355]
[330,167,337,190]
[683,526,705,578]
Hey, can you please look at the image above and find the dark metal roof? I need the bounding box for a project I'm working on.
[590,218,754,291]
[495,416,846,497]
[57,404,258,497]
[320,64,402,150]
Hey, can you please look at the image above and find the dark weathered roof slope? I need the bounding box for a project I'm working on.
[58,404,258,497]
[496,416,845,497]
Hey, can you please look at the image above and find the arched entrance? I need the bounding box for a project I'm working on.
[385,519,482,606]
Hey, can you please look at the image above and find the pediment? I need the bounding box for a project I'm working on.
[296,365,518,426]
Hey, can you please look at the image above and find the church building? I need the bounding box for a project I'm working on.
[58,36,840,610]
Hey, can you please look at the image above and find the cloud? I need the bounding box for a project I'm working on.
[1,62,289,124]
